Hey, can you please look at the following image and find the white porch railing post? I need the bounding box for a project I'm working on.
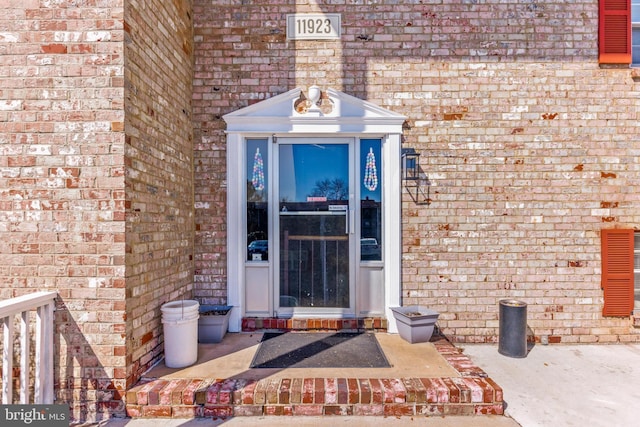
[35,301,54,403]
[0,291,57,405]
[20,310,30,404]
[2,314,13,404]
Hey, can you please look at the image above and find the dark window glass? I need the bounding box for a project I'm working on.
[360,139,382,261]
[247,139,268,261]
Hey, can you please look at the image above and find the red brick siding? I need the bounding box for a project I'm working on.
[1,0,127,422]
[192,0,640,344]
[123,0,194,402]
[2,0,639,421]
[1,0,193,422]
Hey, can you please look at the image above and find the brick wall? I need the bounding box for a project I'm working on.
[402,61,639,344]
[123,0,194,406]
[1,0,193,422]
[1,0,126,422]
[193,0,640,343]
[1,0,639,421]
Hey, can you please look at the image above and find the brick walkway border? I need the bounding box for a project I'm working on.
[125,334,503,419]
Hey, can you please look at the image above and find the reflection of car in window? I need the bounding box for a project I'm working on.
[360,238,381,260]
[248,240,268,261]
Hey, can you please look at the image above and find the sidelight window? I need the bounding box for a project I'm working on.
[246,138,269,261]
[360,139,382,261]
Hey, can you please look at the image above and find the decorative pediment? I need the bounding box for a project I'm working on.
[223,87,406,134]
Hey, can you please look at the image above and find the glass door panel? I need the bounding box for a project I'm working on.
[280,213,348,307]
[278,141,352,310]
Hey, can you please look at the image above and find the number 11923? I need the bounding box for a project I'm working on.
[287,14,341,40]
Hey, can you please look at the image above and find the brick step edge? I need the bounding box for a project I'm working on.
[125,376,503,418]
[241,317,388,332]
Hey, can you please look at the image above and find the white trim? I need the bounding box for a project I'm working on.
[227,133,244,332]
[383,133,402,333]
[224,87,406,331]
[223,87,407,134]
[273,137,356,317]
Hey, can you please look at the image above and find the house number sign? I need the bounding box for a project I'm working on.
[286,14,341,40]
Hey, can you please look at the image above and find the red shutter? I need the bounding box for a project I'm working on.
[599,0,632,64]
[601,229,634,316]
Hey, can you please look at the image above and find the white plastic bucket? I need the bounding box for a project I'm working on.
[161,300,199,368]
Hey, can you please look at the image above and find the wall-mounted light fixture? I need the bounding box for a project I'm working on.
[401,147,420,181]
[401,147,431,205]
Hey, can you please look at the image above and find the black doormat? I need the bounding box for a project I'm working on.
[250,332,391,369]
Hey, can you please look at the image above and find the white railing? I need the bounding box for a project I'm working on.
[0,291,57,404]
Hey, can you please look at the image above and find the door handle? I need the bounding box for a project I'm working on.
[345,209,354,235]
[345,211,349,234]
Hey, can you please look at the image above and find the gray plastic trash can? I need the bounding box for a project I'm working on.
[498,299,527,358]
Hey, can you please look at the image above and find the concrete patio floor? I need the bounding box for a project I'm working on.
[463,343,640,427]
[102,414,518,426]
[144,332,459,380]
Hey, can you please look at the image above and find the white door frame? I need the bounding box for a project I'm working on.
[274,137,356,318]
[223,87,406,333]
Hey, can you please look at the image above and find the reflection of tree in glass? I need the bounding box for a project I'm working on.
[310,178,348,200]
[247,180,265,202]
